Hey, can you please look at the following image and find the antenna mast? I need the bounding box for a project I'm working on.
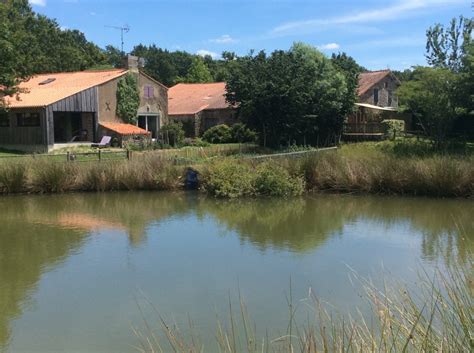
[105,24,130,54]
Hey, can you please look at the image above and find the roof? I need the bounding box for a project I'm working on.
[358,70,397,96]
[168,82,230,115]
[99,122,151,136]
[4,69,128,108]
[355,103,398,112]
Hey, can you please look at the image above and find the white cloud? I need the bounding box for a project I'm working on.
[318,43,340,50]
[196,49,218,59]
[210,34,237,44]
[271,0,464,36]
[29,0,46,6]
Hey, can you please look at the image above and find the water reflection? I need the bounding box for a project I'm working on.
[0,192,471,351]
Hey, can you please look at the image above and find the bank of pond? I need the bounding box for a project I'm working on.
[0,143,473,198]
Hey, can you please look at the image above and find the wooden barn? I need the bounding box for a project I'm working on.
[0,56,168,152]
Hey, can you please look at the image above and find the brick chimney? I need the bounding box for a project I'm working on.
[123,55,144,73]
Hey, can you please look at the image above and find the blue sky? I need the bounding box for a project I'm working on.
[29,0,472,70]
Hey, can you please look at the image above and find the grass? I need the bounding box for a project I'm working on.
[0,140,472,197]
[133,262,473,352]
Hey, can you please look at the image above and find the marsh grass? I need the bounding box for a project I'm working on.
[0,141,472,197]
[133,263,473,353]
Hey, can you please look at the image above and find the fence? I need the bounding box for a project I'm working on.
[0,144,260,164]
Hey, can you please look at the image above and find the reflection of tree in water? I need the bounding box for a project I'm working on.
[196,195,473,262]
[0,198,87,351]
[196,197,347,253]
[0,192,471,350]
[336,196,473,265]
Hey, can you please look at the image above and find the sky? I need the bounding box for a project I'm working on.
[29,0,472,70]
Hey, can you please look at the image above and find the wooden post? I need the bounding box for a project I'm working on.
[127,149,131,161]
[66,152,70,162]
[98,149,102,162]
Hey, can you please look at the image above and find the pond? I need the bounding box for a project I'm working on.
[0,192,472,352]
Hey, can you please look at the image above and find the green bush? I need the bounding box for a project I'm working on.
[202,124,232,144]
[201,159,255,198]
[254,162,305,196]
[231,123,257,143]
[0,162,27,193]
[382,119,405,140]
[159,122,185,147]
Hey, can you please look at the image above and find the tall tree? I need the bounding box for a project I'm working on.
[426,15,473,72]
[180,57,213,83]
[0,0,106,102]
[398,67,458,147]
[226,43,352,148]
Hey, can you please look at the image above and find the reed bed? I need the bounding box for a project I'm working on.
[0,143,472,197]
[133,263,473,353]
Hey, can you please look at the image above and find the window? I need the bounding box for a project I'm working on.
[373,89,379,105]
[388,90,393,106]
[17,112,40,127]
[0,112,9,127]
[144,85,154,99]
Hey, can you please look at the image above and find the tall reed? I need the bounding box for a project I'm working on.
[133,263,473,352]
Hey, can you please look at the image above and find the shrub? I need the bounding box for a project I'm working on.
[201,159,255,198]
[0,161,27,193]
[202,124,232,144]
[254,162,305,196]
[382,119,405,140]
[160,122,185,147]
[231,123,257,143]
[182,137,211,147]
[116,74,140,124]
[31,160,77,193]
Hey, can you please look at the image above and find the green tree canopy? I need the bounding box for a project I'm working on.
[398,67,458,147]
[179,57,213,83]
[0,0,107,100]
[426,15,473,72]
[226,43,352,148]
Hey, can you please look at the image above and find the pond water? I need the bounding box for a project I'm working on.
[0,192,472,352]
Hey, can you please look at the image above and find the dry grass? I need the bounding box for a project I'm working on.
[133,263,473,353]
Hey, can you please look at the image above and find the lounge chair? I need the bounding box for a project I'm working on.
[91,136,111,149]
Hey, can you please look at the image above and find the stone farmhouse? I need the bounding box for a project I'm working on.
[168,82,238,137]
[0,56,168,152]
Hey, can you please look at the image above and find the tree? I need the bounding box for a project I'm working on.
[226,43,352,148]
[426,15,473,72]
[104,45,124,68]
[331,52,363,119]
[180,57,213,83]
[0,0,106,102]
[398,67,458,147]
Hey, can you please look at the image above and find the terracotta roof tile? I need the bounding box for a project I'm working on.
[168,82,230,115]
[357,70,392,96]
[100,122,150,136]
[5,69,128,108]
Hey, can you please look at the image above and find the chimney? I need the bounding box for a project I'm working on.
[123,55,144,73]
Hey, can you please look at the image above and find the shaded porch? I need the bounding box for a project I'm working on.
[53,112,96,143]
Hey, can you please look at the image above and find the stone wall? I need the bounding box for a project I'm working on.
[359,75,399,108]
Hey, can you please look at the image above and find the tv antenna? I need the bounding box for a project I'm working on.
[105,24,130,54]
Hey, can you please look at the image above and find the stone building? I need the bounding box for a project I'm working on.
[0,56,168,152]
[168,82,238,137]
[357,70,400,108]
